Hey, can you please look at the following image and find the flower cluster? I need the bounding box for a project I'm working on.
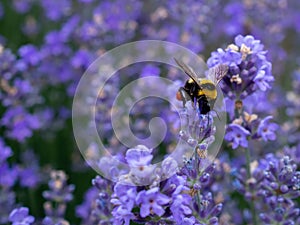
[207,35,279,150]
[225,115,279,149]
[232,154,300,225]
[82,145,222,225]
[0,46,44,142]
[206,34,300,225]
[1,1,300,225]
[42,170,75,225]
[0,138,18,224]
[207,35,274,99]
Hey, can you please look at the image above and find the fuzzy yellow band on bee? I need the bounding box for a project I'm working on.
[198,89,217,100]
[198,79,217,100]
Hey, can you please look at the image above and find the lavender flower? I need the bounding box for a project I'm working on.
[0,140,17,188]
[120,145,156,185]
[0,138,18,224]
[207,35,273,100]
[284,144,300,165]
[141,0,224,52]
[77,0,142,46]
[170,193,193,223]
[43,170,74,203]
[253,63,274,92]
[9,207,34,225]
[112,206,134,225]
[12,0,33,14]
[232,153,300,225]
[257,155,300,201]
[136,187,170,218]
[90,176,113,224]
[0,46,17,81]
[0,163,18,188]
[0,138,12,164]
[41,0,71,21]
[225,124,250,149]
[18,151,41,188]
[256,116,279,141]
[42,170,75,225]
[107,145,223,224]
[70,49,94,70]
[18,44,41,67]
[260,203,300,225]
[76,187,99,224]
[125,145,153,168]
[2,1,300,225]
[111,183,136,210]
[1,106,41,142]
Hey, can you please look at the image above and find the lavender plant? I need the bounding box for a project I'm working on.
[42,170,75,225]
[207,35,299,225]
[0,1,299,225]
[0,139,17,224]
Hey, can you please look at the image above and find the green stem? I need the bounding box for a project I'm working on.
[245,147,258,225]
[28,188,38,216]
[245,147,252,178]
[194,146,202,208]
[194,146,198,173]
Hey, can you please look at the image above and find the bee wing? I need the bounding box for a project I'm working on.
[174,58,202,87]
[207,64,229,84]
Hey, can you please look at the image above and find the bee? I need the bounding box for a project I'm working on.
[174,58,228,116]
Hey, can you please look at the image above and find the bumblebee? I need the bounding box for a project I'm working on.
[174,58,228,115]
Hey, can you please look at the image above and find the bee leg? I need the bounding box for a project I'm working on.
[194,97,197,109]
[196,105,201,118]
[191,85,196,96]
[207,111,210,132]
[178,87,188,108]
[196,97,203,118]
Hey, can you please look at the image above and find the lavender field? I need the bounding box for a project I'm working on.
[0,1,300,225]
